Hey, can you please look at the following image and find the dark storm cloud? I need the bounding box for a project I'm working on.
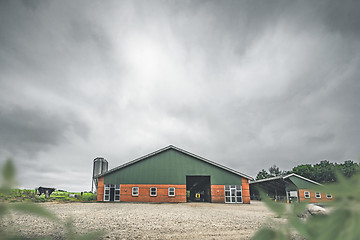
[0,105,89,156]
[0,0,116,89]
[0,0,359,190]
[154,0,360,173]
[319,0,360,37]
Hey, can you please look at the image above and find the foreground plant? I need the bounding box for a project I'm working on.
[252,167,360,240]
[0,158,104,239]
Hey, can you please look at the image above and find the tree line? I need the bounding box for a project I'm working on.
[255,160,359,183]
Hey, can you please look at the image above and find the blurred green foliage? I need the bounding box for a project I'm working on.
[256,160,359,183]
[252,166,360,240]
[49,191,96,202]
[292,160,359,183]
[256,165,291,180]
[1,158,16,188]
[0,158,104,239]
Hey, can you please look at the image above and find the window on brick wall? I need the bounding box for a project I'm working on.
[115,184,120,201]
[168,187,175,196]
[315,192,321,199]
[104,184,110,201]
[225,185,242,203]
[132,187,139,196]
[304,191,310,198]
[150,187,157,196]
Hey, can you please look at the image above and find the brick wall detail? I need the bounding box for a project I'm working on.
[298,189,333,203]
[211,185,225,203]
[242,178,250,204]
[120,184,186,203]
[98,181,252,204]
[96,177,104,201]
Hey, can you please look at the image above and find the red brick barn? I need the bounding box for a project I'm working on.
[94,145,253,203]
[250,173,334,203]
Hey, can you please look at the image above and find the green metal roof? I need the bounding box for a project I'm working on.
[97,145,253,183]
[286,174,322,189]
[250,173,322,190]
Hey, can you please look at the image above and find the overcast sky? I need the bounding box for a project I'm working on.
[0,0,359,191]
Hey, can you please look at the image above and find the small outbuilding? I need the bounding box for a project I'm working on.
[94,145,253,203]
[250,173,333,203]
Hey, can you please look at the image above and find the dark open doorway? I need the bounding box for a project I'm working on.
[186,176,211,202]
[110,186,115,201]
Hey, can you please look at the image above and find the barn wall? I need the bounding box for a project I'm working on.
[104,149,244,185]
[298,189,333,203]
[211,178,250,204]
[119,184,186,202]
[242,178,250,204]
[211,185,225,203]
[97,177,104,201]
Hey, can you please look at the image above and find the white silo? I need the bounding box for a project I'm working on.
[92,157,108,193]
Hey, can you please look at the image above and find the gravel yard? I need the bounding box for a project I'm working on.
[3,201,277,239]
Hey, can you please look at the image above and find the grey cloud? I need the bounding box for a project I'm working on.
[0,0,359,191]
[0,0,117,88]
[319,0,360,38]
[0,105,89,156]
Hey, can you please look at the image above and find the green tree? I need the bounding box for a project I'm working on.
[269,165,282,176]
[292,164,315,181]
[292,160,359,183]
[313,160,336,183]
[269,165,287,177]
[256,165,288,180]
[256,169,273,180]
[336,160,359,178]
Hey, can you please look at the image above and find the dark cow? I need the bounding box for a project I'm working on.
[36,187,56,198]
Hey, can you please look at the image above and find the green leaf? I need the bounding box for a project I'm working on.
[251,228,287,240]
[2,158,16,188]
[10,203,59,222]
[258,189,286,217]
[288,215,310,239]
[307,208,353,240]
[2,159,15,181]
[64,217,75,240]
[0,203,8,217]
[64,217,104,240]
[291,201,308,216]
[69,231,105,240]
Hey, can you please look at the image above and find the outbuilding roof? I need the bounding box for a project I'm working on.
[250,173,322,186]
[96,145,253,180]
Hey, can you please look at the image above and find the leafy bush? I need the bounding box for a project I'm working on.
[0,158,104,239]
[252,169,360,240]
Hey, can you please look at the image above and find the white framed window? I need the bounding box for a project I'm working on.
[114,184,120,201]
[326,193,332,199]
[315,192,321,199]
[168,187,175,196]
[104,184,110,201]
[304,191,310,199]
[132,187,139,196]
[150,187,157,196]
[225,185,242,203]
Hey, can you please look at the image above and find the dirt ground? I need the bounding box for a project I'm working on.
[3,201,278,239]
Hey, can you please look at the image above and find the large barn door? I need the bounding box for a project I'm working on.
[186,176,211,202]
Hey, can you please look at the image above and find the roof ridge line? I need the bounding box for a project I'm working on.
[96,145,253,180]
